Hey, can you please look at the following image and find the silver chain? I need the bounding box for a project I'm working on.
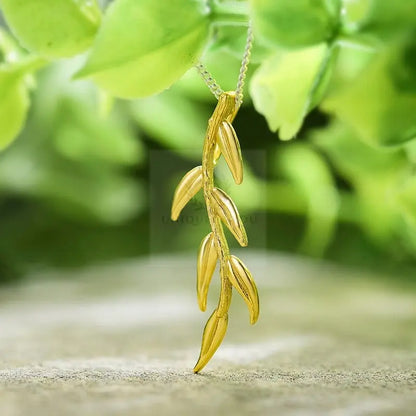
[196,23,253,108]
[195,62,224,100]
[235,23,253,108]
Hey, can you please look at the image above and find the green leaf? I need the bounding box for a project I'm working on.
[0,69,29,150]
[341,0,372,29]
[312,121,406,241]
[277,144,339,256]
[324,39,376,93]
[131,88,210,159]
[77,0,210,98]
[249,0,341,48]
[0,0,101,58]
[360,0,416,39]
[208,26,270,64]
[0,60,145,224]
[39,167,144,224]
[250,43,334,140]
[53,98,142,166]
[312,121,405,178]
[0,145,145,224]
[0,54,49,150]
[396,175,416,230]
[323,42,416,147]
[28,59,142,165]
[388,33,416,93]
[0,27,24,64]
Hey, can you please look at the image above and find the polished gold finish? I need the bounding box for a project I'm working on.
[193,309,228,373]
[218,121,243,185]
[211,187,248,247]
[227,255,259,325]
[171,91,259,373]
[171,165,203,221]
[197,232,218,312]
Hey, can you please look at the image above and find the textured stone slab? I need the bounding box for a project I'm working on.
[0,253,415,415]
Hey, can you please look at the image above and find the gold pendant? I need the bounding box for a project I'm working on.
[171,91,259,373]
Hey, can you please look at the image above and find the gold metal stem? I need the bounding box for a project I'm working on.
[171,91,259,374]
[202,93,238,316]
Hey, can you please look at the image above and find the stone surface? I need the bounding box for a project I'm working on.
[0,252,415,415]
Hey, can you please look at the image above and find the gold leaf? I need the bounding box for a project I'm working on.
[217,121,243,184]
[213,143,221,165]
[197,232,218,312]
[193,309,228,373]
[211,187,248,247]
[171,166,203,221]
[227,256,259,324]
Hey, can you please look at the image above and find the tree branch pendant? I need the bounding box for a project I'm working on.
[171,91,259,373]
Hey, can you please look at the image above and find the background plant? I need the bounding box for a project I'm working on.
[0,0,415,282]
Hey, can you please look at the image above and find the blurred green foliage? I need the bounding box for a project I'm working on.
[0,0,101,57]
[0,0,416,281]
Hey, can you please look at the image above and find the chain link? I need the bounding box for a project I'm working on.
[195,62,224,99]
[235,23,253,108]
[196,22,253,107]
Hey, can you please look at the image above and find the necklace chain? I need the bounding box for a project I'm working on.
[235,23,253,107]
[196,23,253,108]
[195,62,224,100]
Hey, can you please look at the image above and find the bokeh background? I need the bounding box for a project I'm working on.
[0,3,415,413]
[1,1,416,286]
